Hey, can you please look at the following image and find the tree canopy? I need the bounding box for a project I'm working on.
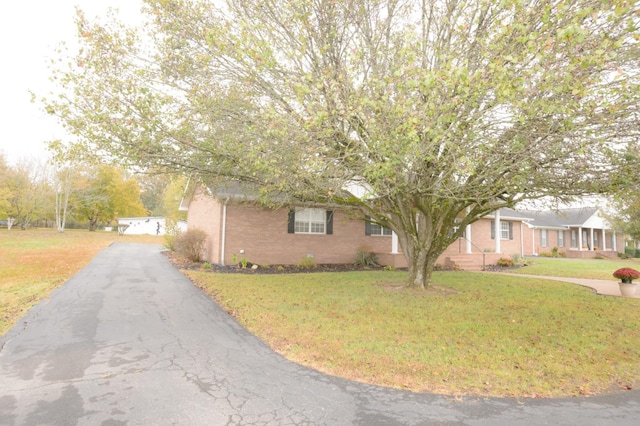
[44,0,640,286]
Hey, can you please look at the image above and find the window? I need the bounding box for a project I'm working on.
[491,221,513,240]
[365,218,392,236]
[540,229,548,247]
[594,232,600,249]
[571,230,577,248]
[288,208,333,235]
[500,222,510,240]
[557,230,565,247]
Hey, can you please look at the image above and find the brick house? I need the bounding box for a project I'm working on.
[183,186,533,270]
[519,207,625,259]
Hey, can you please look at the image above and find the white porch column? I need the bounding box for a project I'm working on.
[495,210,501,254]
[466,223,472,253]
[590,228,594,250]
[578,227,583,250]
[391,231,399,254]
[602,230,607,251]
[613,231,617,251]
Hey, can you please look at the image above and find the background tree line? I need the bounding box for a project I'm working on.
[0,153,186,231]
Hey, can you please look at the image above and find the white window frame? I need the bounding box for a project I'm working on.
[558,230,565,247]
[540,229,548,247]
[369,223,392,236]
[294,208,326,234]
[500,222,510,240]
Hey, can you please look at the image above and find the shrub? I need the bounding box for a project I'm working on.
[297,256,317,269]
[496,257,515,267]
[354,250,379,266]
[383,265,396,271]
[618,252,632,259]
[163,218,182,251]
[512,253,520,263]
[173,229,208,262]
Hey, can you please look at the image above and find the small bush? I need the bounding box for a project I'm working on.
[538,251,554,257]
[434,263,443,271]
[624,246,635,257]
[618,252,632,259]
[512,253,520,264]
[297,256,317,269]
[173,229,208,262]
[354,250,379,266]
[202,262,212,270]
[496,257,515,267]
[163,218,182,251]
[383,265,396,271]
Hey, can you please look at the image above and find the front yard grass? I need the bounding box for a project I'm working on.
[509,256,640,280]
[187,269,640,398]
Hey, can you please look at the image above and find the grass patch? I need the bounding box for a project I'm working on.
[186,269,640,398]
[0,228,163,336]
[511,257,640,280]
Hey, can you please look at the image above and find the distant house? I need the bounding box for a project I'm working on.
[519,207,624,259]
[117,217,186,236]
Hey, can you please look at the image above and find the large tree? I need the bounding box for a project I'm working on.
[72,165,147,231]
[44,0,640,287]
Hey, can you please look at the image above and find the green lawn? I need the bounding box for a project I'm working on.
[187,268,640,398]
[4,231,640,399]
[510,256,640,280]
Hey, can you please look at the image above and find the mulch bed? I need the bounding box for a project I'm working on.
[163,251,395,274]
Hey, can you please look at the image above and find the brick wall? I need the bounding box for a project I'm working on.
[186,191,223,263]
[221,203,393,265]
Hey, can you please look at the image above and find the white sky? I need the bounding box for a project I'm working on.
[0,1,144,165]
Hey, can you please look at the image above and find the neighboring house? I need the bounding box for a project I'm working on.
[519,207,625,259]
[117,217,187,236]
[184,186,533,270]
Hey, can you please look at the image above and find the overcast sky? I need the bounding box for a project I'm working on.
[0,1,143,165]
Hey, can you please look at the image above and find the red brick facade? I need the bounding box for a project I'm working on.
[186,191,530,269]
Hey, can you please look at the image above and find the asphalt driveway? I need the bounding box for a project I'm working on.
[1,242,638,425]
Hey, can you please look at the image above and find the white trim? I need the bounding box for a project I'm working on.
[466,223,472,253]
[495,210,501,254]
[220,199,228,265]
[392,231,399,254]
[578,227,583,250]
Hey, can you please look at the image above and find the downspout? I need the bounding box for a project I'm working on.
[220,198,229,265]
[520,222,524,258]
[495,209,501,254]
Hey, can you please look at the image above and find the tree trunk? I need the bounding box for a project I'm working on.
[407,247,439,289]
